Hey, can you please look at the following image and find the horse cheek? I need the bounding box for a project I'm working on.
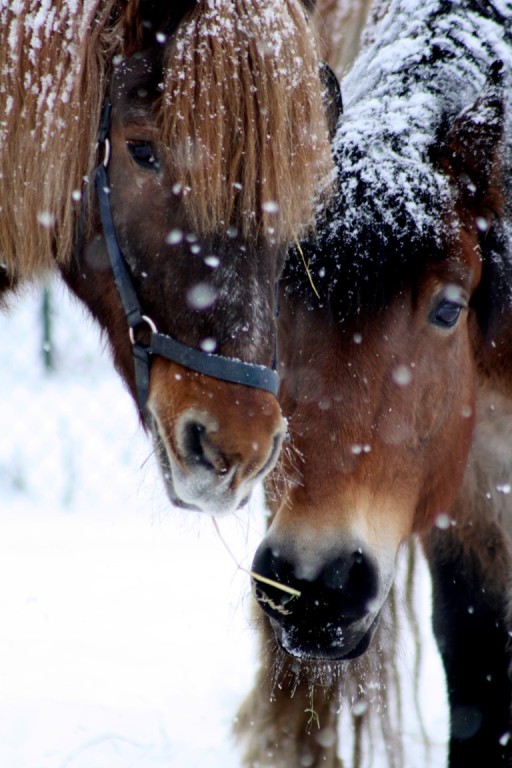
[414,337,477,534]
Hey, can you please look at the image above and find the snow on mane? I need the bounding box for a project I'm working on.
[327,0,512,253]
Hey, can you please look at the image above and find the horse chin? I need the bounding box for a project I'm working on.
[163,470,245,515]
[269,614,380,662]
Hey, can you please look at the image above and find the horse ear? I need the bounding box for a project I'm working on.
[437,61,505,223]
[320,62,343,139]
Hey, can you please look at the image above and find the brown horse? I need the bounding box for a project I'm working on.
[239,0,512,766]
[0,0,333,515]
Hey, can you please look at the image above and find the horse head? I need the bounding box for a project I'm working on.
[252,58,511,659]
[78,40,288,515]
[0,0,334,515]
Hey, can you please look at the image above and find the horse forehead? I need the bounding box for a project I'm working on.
[111,51,162,113]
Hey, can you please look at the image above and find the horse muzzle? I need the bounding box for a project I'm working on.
[251,540,384,661]
[147,365,286,514]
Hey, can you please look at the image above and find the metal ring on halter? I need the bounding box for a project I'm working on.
[129,315,157,346]
[102,137,111,168]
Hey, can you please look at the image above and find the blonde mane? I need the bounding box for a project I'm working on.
[0,0,333,284]
[0,0,121,282]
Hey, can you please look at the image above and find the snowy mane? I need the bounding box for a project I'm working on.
[288,0,512,313]
[334,0,512,247]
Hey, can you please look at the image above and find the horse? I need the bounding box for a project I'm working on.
[0,0,334,516]
[237,0,512,766]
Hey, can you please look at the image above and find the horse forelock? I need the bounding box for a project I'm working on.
[158,0,334,246]
[284,146,448,318]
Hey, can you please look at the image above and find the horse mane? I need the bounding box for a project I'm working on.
[159,0,333,247]
[286,0,512,318]
[0,0,122,282]
[284,152,446,320]
[0,0,333,284]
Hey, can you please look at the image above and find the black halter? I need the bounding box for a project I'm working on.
[93,100,279,413]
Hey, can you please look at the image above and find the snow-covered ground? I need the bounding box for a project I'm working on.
[0,281,448,767]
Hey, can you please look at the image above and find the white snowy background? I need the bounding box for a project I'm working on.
[0,279,448,767]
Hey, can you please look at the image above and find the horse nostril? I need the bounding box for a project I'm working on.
[322,550,379,617]
[180,418,228,474]
[252,541,380,626]
[251,543,300,616]
[247,430,284,481]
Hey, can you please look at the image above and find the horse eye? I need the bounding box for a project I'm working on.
[429,299,464,330]
[126,141,159,171]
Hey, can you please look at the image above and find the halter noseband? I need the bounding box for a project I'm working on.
[93,100,279,414]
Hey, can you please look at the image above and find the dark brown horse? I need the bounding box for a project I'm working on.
[239,1,512,765]
[0,0,333,515]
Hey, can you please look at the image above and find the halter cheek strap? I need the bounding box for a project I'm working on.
[94,100,279,413]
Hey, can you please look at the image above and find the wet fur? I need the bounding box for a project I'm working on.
[236,590,404,768]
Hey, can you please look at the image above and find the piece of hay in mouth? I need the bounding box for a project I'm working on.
[211,518,302,598]
[250,571,301,598]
